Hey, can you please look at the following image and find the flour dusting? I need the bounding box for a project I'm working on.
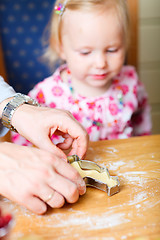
[44,211,130,230]
[88,212,130,230]
[128,192,148,206]
[108,161,125,170]
[118,171,148,186]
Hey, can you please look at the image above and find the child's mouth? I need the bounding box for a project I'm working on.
[91,73,108,80]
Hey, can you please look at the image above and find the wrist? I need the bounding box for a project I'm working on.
[11,103,34,133]
[1,94,40,132]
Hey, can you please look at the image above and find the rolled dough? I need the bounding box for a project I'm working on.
[71,161,118,188]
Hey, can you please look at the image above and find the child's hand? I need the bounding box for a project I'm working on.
[0,142,86,215]
[12,105,89,159]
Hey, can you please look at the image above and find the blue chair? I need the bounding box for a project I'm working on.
[0,0,56,94]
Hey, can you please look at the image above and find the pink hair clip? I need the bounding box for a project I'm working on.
[54,1,67,16]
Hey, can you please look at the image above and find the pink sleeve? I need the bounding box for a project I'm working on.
[131,81,152,136]
[28,82,47,106]
[11,132,33,146]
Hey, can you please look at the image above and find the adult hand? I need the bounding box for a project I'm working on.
[0,142,86,214]
[11,104,89,159]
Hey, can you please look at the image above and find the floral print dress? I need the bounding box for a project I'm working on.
[12,65,152,145]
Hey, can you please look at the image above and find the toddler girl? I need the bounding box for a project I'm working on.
[12,0,151,145]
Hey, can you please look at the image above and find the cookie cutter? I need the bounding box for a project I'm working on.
[67,155,120,196]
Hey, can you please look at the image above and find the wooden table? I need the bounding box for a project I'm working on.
[1,135,160,240]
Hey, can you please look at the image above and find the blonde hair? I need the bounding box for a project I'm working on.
[43,0,130,67]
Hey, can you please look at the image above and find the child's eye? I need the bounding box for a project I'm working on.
[79,50,91,55]
[107,48,118,53]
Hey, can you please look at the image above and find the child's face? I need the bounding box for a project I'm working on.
[60,7,126,92]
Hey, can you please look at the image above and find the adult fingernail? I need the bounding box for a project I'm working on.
[79,180,86,195]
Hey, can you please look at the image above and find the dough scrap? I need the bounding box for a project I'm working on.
[71,161,118,188]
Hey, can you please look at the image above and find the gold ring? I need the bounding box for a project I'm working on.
[45,192,54,202]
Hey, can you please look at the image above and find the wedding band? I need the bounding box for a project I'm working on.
[45,192,54,202]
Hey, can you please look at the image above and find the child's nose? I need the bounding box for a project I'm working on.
[94,53,107,69]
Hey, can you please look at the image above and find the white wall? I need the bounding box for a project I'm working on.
[138,0,160,134]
